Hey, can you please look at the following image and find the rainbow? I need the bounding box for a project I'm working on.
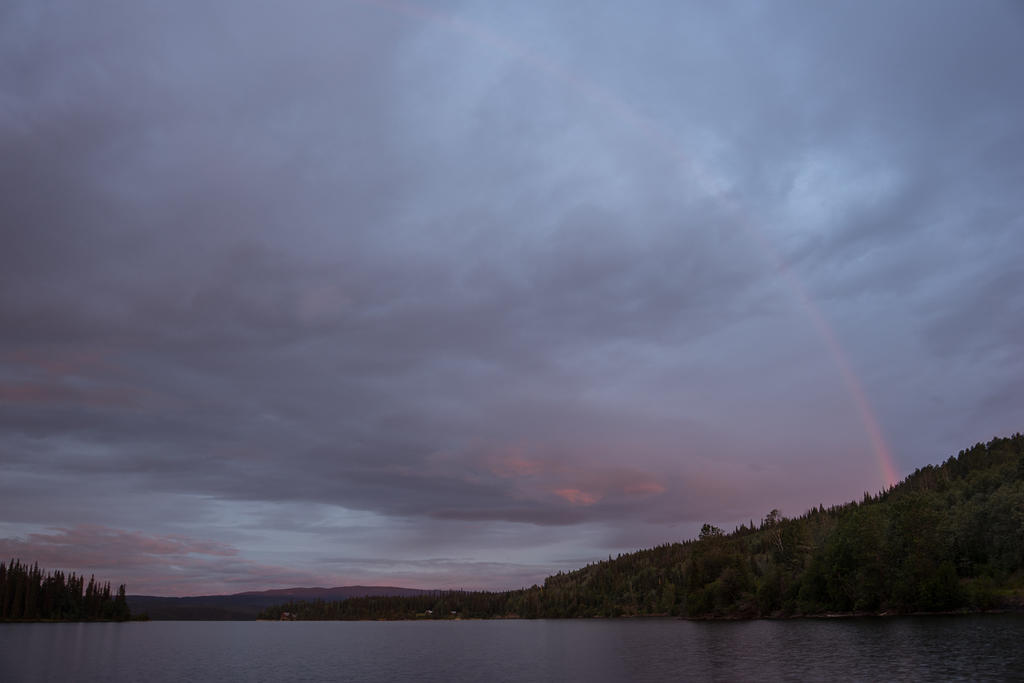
[358,0,902,490]
[775,266,901,489]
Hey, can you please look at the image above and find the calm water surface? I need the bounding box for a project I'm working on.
[2,614,1022,682]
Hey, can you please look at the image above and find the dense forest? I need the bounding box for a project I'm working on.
[0,559,131,621]
[260,433,1024,620]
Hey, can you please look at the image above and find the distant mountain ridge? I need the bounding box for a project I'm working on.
[128,585,432,620]
[233,585,429,599]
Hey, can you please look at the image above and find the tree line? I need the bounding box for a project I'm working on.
[260,433,1024,620]
[0,559,131,621]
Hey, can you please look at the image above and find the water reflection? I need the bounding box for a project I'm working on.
[1,614,1021,682]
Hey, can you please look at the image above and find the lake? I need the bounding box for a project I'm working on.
[2,615,1022,681]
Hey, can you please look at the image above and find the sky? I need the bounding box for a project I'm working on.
[1,0,1022,596]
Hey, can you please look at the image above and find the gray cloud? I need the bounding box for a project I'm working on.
[2,0,1022,593]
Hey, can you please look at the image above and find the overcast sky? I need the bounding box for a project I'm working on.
[2,0,1022,596]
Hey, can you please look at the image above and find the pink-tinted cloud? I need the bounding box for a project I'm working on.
[0,525,333,596]
[623,481,666,496]
[486,452,546,477]
[553,488,600,505]
[466,441,673,515]
[0,525,234,564]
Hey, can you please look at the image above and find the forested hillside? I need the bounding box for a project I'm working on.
[261,433,1024,620]
[0,560,131,621]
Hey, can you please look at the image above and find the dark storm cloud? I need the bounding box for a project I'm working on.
[2,0,1022,592]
